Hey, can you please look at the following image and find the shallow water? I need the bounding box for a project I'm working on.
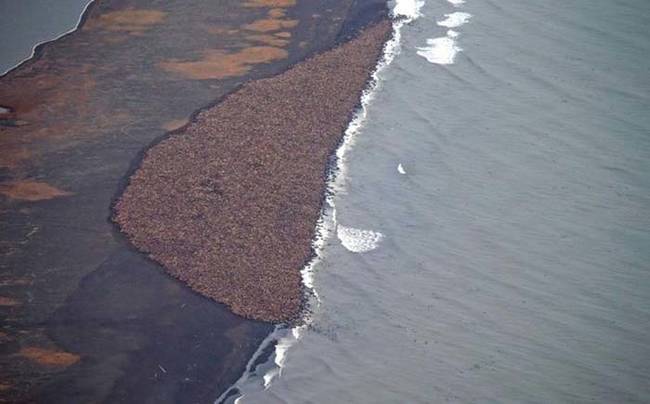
[233,0,650,402]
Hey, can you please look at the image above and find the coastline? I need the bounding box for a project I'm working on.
[0,0,389,402]
[218,4,419,398]
[113,19,392,323]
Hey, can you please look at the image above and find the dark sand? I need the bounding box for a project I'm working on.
[0,0,388,402]
[115,20,392,323]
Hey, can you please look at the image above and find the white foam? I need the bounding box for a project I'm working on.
[417,36,462,65]
[262,369,278,389]
[447,0,466,6]
[436,11,472,28]
[392,0,425,20]
[274,330,296,369]
[419,9,472,66]
[337,225,384,253]
[398,163,406,174]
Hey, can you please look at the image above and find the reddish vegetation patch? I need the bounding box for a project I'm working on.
[18,347,80,367]
[243,0,296,7]
[0,62,120,170]
[246,34,290,47]
[0,180,72,201]
[243,18,298,32]
[268,8,287,18]
[0,297,20,307]
[85,9,167,33]
[115,21,392,322]
[162,1,300,81]
[161,118,189,131]
[159,47,289,80]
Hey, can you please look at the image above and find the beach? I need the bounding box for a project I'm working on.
[0,0,389,401]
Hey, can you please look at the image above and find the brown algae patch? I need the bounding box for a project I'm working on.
[18,347,80,367]
[0,180,72,201]
[85,9,167,33]
[159,47,288,80]
[115,21,393,322]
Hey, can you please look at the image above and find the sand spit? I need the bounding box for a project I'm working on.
[115,20,392,323]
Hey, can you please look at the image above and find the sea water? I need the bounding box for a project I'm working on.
[0,0,93,75]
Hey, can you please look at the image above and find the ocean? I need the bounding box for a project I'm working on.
[225,0,650,402]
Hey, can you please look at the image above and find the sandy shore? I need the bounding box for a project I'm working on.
[0,0,388,402]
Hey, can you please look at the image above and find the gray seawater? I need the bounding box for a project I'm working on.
[236,0,650,402]
[0,0,92,75]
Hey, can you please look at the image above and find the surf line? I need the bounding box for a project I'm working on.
[214,2,425,402]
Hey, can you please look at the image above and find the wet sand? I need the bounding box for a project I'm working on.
[0,0,388,402]
[115,21,392,323]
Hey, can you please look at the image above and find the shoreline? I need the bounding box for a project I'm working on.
[113,19,392,323]
[219,5,416,397]
[0,0,389,402]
